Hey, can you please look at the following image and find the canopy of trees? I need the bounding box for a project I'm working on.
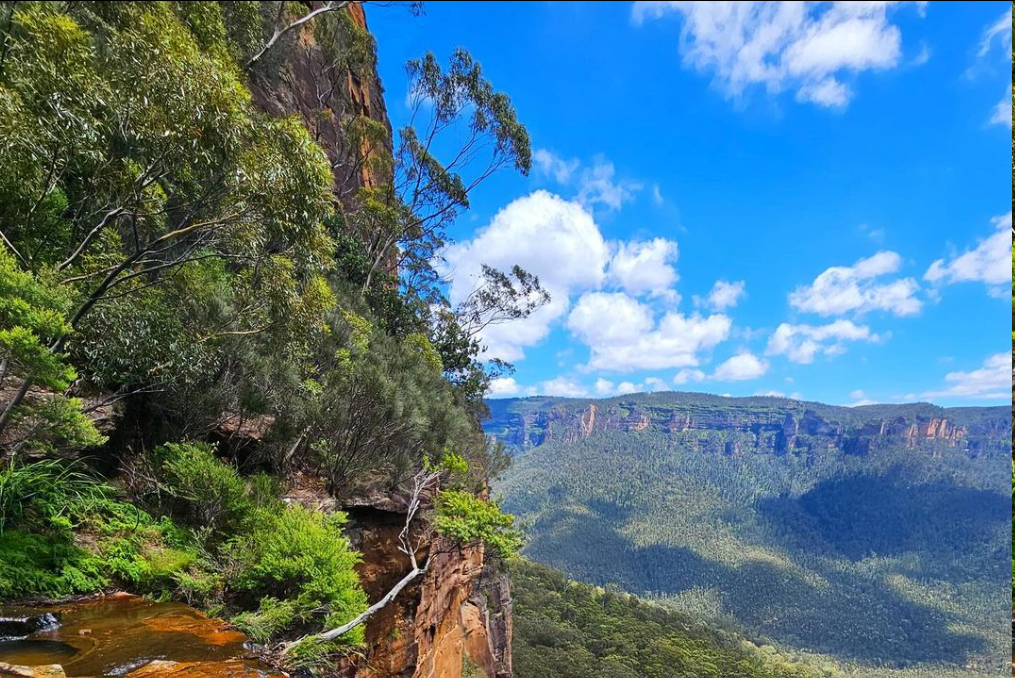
[497,417,1011,677]
[0,0,534,662]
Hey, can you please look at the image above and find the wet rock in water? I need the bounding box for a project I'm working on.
[0,641,77,667]
[0,616,59,640]
[0,598,280,677]
[0,662,67,678]
[125,660,278,677]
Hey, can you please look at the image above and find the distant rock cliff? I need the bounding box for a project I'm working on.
[484,393,1011,459]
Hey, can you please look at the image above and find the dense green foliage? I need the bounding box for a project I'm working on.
[0,446,368,647]
[0,455,194,599]
[0,248,104,450]
[228,506,367,646]
[512,559,833,678]
[495,398,1011,677]
[434,489,521,558]
[0,0,536,473]
[0,4,532,671]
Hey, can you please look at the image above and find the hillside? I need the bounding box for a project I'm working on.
[491,393,1012,676]
[510,559,834,678]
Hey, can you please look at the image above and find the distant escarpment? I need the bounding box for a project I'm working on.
[484,393,1011,458]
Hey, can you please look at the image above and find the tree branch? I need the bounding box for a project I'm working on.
[58,207,125,270]
[246,1,354,70]
[0,227,26,265]
[281,468,441,653]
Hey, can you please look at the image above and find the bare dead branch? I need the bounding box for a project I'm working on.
[246,1,354,70]
[281,468,441,652]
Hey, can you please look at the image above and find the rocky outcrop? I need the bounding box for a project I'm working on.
[335,501,511,678]
[0,382,119,452]
[0,664,65,678]
[246,2,391,200]
[0,614,58,640]
[463,569,513,678]
[484,396,1011,459]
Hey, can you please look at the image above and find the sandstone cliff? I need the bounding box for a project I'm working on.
[332,502,511,678]
[246,1,392,199]
[484,394,1011,459]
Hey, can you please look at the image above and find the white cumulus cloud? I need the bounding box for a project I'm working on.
[616,381,639,395]
[790,251,921,317]
[755,390,803,399]
[607,238,680,297]
[631,1,923,108]
[643,376,670,392]
[540,377,590,398]
[488,377,521,397]
[766,320,881,364]
[673,368,706,385]
[594,376,671,397]
[441,191,609,362]
[922,353,1011,400]
[847,389,877,406]
[924,212,1012,293]
[696,279,747,311]
[567,292,731,372]
[713,352,769,381]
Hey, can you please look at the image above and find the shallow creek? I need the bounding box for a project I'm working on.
[0,594,281,677]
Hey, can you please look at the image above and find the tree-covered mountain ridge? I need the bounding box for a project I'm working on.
[485,392,1011,459]
[492,392,1011,675]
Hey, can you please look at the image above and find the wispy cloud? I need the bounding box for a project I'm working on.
[922,353,1011,400]
[632,1,926,109]
[924,212,1012,295]
[532,149,642,212]
[790,251,921,317]
[968,9,1012,126]
[766,320,882,364]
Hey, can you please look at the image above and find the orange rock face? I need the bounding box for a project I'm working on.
[124,659,273,677]
[334,505,512,678]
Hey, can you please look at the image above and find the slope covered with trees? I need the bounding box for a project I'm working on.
[494,395,1011,677]
[511,559,837,678]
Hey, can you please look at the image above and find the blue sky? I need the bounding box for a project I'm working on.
[369,1,1012,407]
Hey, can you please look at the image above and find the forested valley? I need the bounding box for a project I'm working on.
[492,396,1012,678]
